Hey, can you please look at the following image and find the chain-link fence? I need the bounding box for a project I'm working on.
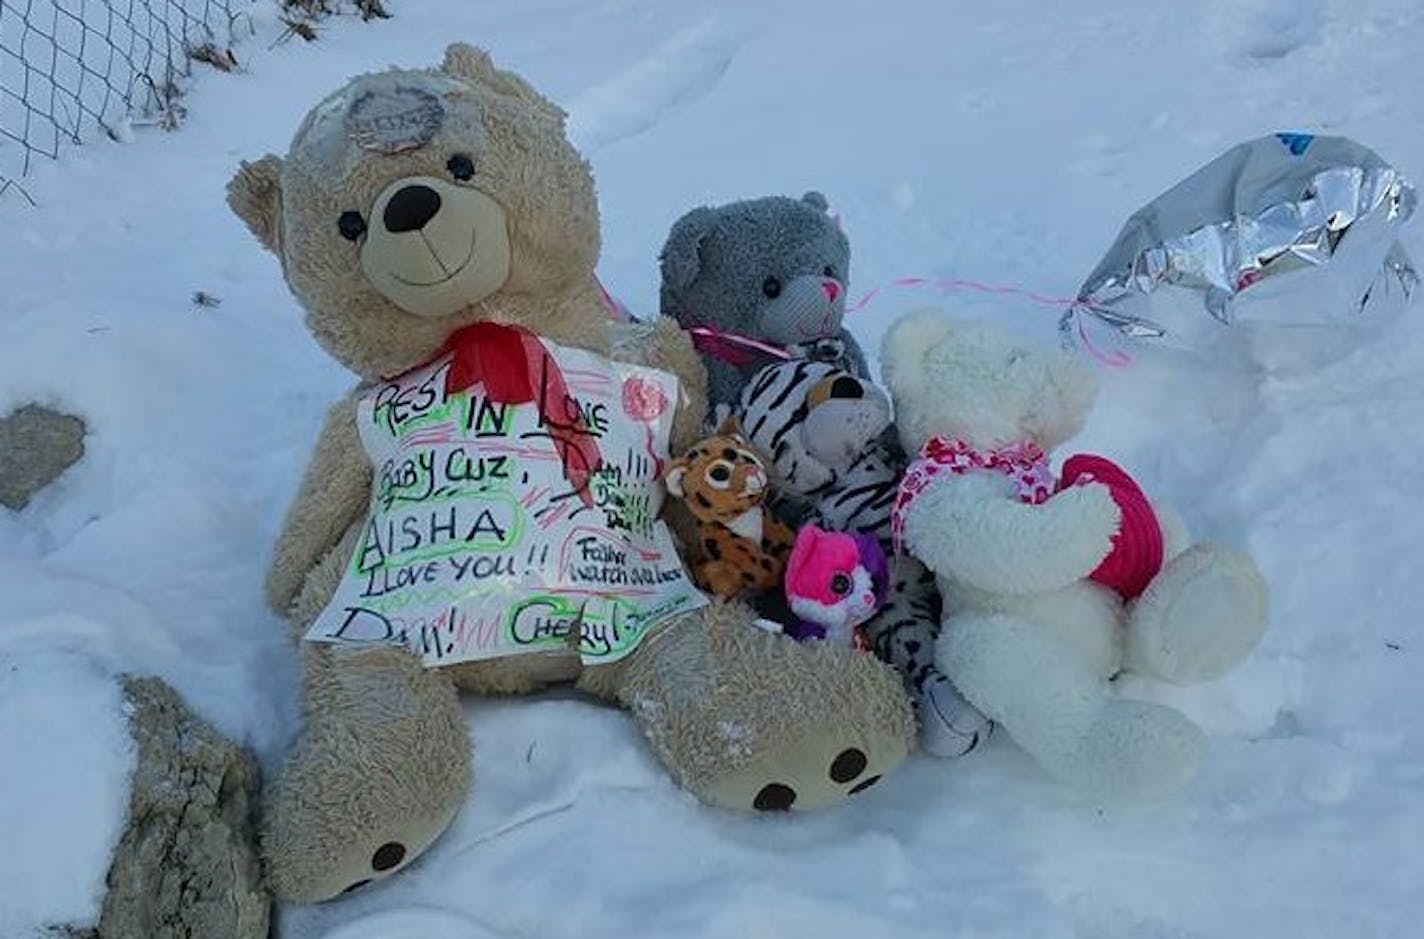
[0,0,245,203]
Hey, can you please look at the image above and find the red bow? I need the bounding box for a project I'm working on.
[440,321,603,507]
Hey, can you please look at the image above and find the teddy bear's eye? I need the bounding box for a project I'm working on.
[762,276,782,299]
[831,573,852,596]
[337,211,367,242]
[823,265,837,280]
[446,153,475,182]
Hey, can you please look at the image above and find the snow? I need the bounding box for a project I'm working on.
[0,648,134,933]
[1,0,1422,936]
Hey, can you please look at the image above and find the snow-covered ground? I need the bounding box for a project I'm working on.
[2,0,1422,936]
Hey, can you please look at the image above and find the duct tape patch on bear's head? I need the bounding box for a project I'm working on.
[347,86,446,153]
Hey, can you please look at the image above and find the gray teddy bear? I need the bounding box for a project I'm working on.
[659,191,870,413]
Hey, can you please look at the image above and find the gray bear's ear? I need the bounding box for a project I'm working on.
[227,155,283,254]
[660,206,717,292]
[441,42,567,123]
[801,191,830,212]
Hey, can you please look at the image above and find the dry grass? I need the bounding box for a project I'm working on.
[272,0,392,47]
[187,41,239,72]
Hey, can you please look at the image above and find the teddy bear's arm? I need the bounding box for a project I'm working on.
[608,315,709,455]
[265,390,373,615]
[904,472,1121,595]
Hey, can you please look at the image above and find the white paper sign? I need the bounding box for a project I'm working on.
[306,336,707,666]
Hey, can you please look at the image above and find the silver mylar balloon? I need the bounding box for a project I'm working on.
[1067,133,1418,372]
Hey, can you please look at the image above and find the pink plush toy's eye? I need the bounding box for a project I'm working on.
[831,573,852,596]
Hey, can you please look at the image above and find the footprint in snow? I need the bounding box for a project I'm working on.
[565,17,746,154]
[1221,0,1324,61]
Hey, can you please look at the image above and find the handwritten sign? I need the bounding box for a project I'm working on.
[307,337,707,666]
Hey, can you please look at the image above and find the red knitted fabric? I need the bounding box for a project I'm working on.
[1058,454,1163,600]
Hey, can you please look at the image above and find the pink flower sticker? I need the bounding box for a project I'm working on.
[622,376,669,422]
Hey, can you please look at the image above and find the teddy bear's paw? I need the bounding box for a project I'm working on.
[1054,699,1207,800]
[1127,544,1270,684]
[917,669,994,758]
[937,611,1202,796]
[263,646,472,903]
[617,602,915,812]
[701,722,906,811]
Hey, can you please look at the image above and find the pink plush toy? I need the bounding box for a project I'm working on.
[783,525,889,649]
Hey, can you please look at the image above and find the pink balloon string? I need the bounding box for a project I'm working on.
[847,276,1082,314]
[592,270,1132,368]
[848,275,1132,368]
[1070,306,1133,368]
[687,326,795,363]
[591,272,795,364]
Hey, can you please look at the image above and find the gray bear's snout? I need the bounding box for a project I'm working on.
[759,274,846,345]
[383,184,443,233]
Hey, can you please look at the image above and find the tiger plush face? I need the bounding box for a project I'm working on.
[664,425,769,524]
[664,422,794,598]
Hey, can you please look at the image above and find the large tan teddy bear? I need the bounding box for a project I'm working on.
[881,311,1269,799]
[226,45,913,903]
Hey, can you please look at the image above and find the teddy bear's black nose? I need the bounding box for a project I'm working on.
[828,376,864,400]
[383,184,442,233]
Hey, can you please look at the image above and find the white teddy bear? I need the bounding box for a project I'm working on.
[880,310,1269,798]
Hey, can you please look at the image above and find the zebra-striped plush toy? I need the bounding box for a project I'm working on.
[733,356,993,757]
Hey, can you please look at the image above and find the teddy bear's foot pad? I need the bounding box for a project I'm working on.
[1128,544,1269,684]
[940,612,1204,798]
[264,646,472,903]
[1052,699,1207,799]
[704,732,897,811]
[615,602,915,813]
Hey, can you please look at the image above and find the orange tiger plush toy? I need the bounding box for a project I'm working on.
[664,421,794,598]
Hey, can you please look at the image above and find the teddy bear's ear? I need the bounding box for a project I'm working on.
[801,191,830,212]
[227,155,284,254]
[440,42,567,123]
[660,207,717,292]
[440,42,492,80]
[716,414,742,437]
[879,308,955,385]
[1027,349,1099,443]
